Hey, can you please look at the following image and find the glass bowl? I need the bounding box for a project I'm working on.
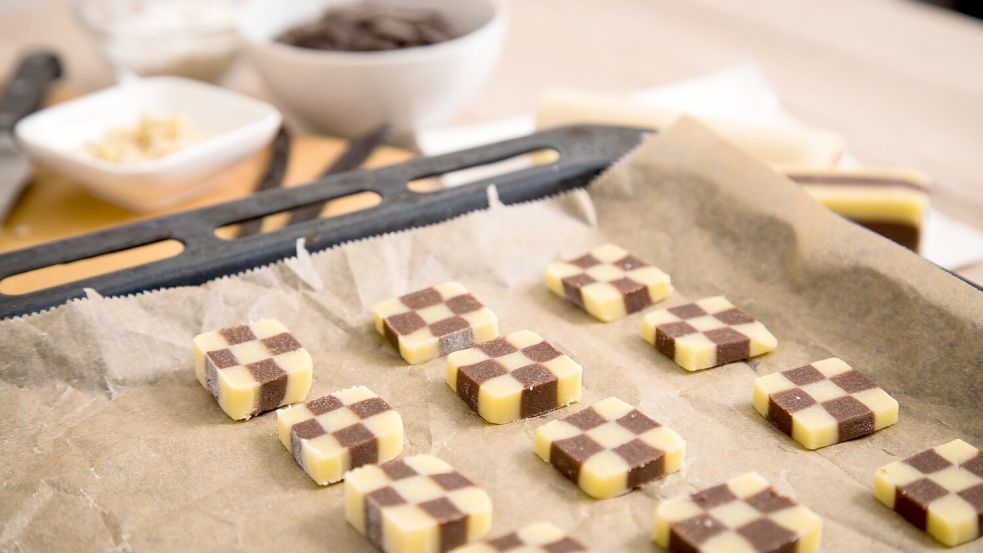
[76,0,243,83]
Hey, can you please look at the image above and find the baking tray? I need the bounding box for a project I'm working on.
[2,120,980,552]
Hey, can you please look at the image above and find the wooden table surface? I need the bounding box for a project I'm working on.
[1,0,981,282]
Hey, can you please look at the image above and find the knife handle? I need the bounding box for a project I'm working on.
[0,51,62,132]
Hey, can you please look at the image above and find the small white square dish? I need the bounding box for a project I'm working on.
[15,76,281,212]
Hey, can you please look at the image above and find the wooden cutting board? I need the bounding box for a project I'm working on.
[0,129,413,295]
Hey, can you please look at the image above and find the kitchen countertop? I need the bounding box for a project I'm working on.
[1,0,981,283]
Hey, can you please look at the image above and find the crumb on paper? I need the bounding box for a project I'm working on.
[85,113,207,163]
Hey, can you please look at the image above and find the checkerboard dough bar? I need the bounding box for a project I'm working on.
[534,396,685,499]
[545,243,672,322]
[654,472,822,553]
[374,282,499,364]
[446,330,582,424]
[193,319,313,420]
[346,454,493,553]
[874,439,983,547]
[782,166,930,251]
[753,357,899,450]
[642,296,777,371]
[277,386,403,485]
[452,521,590,552]
[538,88,926,251]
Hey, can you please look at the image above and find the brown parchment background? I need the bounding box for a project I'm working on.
[1,120,981,553]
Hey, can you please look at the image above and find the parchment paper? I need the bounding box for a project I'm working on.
[2,120,981,553]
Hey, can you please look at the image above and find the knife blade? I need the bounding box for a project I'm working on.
[0,51,62,223]
[285,124,392,226]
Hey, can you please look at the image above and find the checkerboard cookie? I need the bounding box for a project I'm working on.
[276,386,403,485]
[452,521,589,552]
[874,439,983,547]
[641,296,777,371]
[346,454,492,553]
[534,397,685,499]
[193,319,313,420]
[654,472,822,553]
[446,330,582,424]
[753,358,899,449]
[545,244,672,322]
[374,282,499,364]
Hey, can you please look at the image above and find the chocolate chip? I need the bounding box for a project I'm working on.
[277,2,457,52]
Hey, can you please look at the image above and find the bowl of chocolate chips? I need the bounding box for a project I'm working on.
[236,0,507,137]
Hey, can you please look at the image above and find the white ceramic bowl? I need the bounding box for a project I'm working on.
[15,76,280,212]
[236,0,507,137]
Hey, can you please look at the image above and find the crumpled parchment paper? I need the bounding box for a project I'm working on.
[1,120,980,552]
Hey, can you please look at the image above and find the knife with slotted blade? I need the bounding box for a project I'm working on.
[0,51,62,223]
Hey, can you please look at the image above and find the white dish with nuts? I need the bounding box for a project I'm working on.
[14,76,280,212]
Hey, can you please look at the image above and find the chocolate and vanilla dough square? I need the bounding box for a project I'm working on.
[276,386,403,485]
[534,397,685,499]
[753,357,898,449]
[874,439,983,547]
[642,296,777,371]
[446,330,582,424]
[653,471,822,553]
[453,521,590,553]
[345,454,492,553]
[374,281,499,364]
[545,243,672,322]
[193,319,313,420]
